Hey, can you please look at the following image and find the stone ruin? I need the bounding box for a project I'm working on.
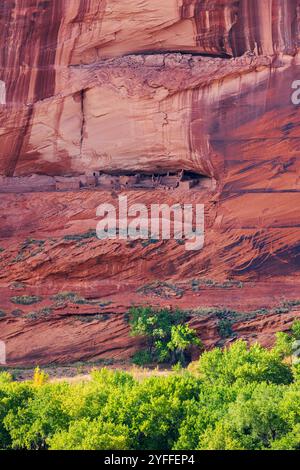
[55,177,81,191]
[0,170,212,193]
[0,174,56,192]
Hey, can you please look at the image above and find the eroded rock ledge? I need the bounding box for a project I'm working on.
[0,52,286,177]
[1,1,299,103]
[1,1,300,177]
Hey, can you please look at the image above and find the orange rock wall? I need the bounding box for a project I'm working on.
[0,1,299,365]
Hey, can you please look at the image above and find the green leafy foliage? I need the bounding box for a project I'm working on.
[130,307,200,365]
[1,324,300,450]
[48,420,130,450]
[168,324,201,365]
[197,340,293,386]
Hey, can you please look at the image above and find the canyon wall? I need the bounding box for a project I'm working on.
[0,1,299,365]
[1,0,300,176]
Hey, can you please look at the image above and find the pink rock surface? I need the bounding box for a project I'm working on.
[0,1,299,366]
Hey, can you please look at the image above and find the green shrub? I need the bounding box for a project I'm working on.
[132,350,152,366]
[197,340,293,386]
[63,230,96,242]
[218,319,234,339]
[48,419,130,450]
[197,383,289,450]
[11,310,23,317]
[0,372,12,384]
[168,324,202,365]
[129,307,198,365]
[292,320,300,340]
[51,292,77,302]
[51,292,101,306]
[137,282,184,299]
[26,308,52,320]
[10,296,42,306]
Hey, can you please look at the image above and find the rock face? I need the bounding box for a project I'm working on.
[1,1,300,175]
[0,1,299,366]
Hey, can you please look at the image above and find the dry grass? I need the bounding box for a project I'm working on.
[51,366,174,384]
[2,364,176,384]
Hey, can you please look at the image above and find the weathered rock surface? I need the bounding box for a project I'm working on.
[1,1,300,176]
[0,1,299,366]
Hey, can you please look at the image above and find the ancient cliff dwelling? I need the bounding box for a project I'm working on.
[0,170,212,192]
[0,0,299,371]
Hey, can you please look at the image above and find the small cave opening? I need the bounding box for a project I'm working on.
[181,170,204,182]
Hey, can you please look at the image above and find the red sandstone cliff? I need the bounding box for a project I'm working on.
[0,1,299,366]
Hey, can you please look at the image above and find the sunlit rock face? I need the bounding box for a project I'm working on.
[0,0,299,176]
[0,0,299,105]
[0,0,299,275]
[1,53,274,178]
[0,1,299,365]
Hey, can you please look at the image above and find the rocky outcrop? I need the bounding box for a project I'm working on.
[1,1,299,103]
[0,281,299,365]
[0,1,299,366]
[0,53,272,177]
[1,1,300,175]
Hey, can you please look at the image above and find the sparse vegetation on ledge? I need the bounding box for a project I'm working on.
[10,295,42,306]
[63,230,97,242]
[26,308,53,321]
[51,291,112,308]
[191,279,244,290]
[137,281,184,299]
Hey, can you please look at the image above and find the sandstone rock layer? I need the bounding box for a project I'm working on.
[0,1,299,366]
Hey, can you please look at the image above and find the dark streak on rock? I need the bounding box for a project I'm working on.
[6,105,34,177]
[80,89,86,157]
